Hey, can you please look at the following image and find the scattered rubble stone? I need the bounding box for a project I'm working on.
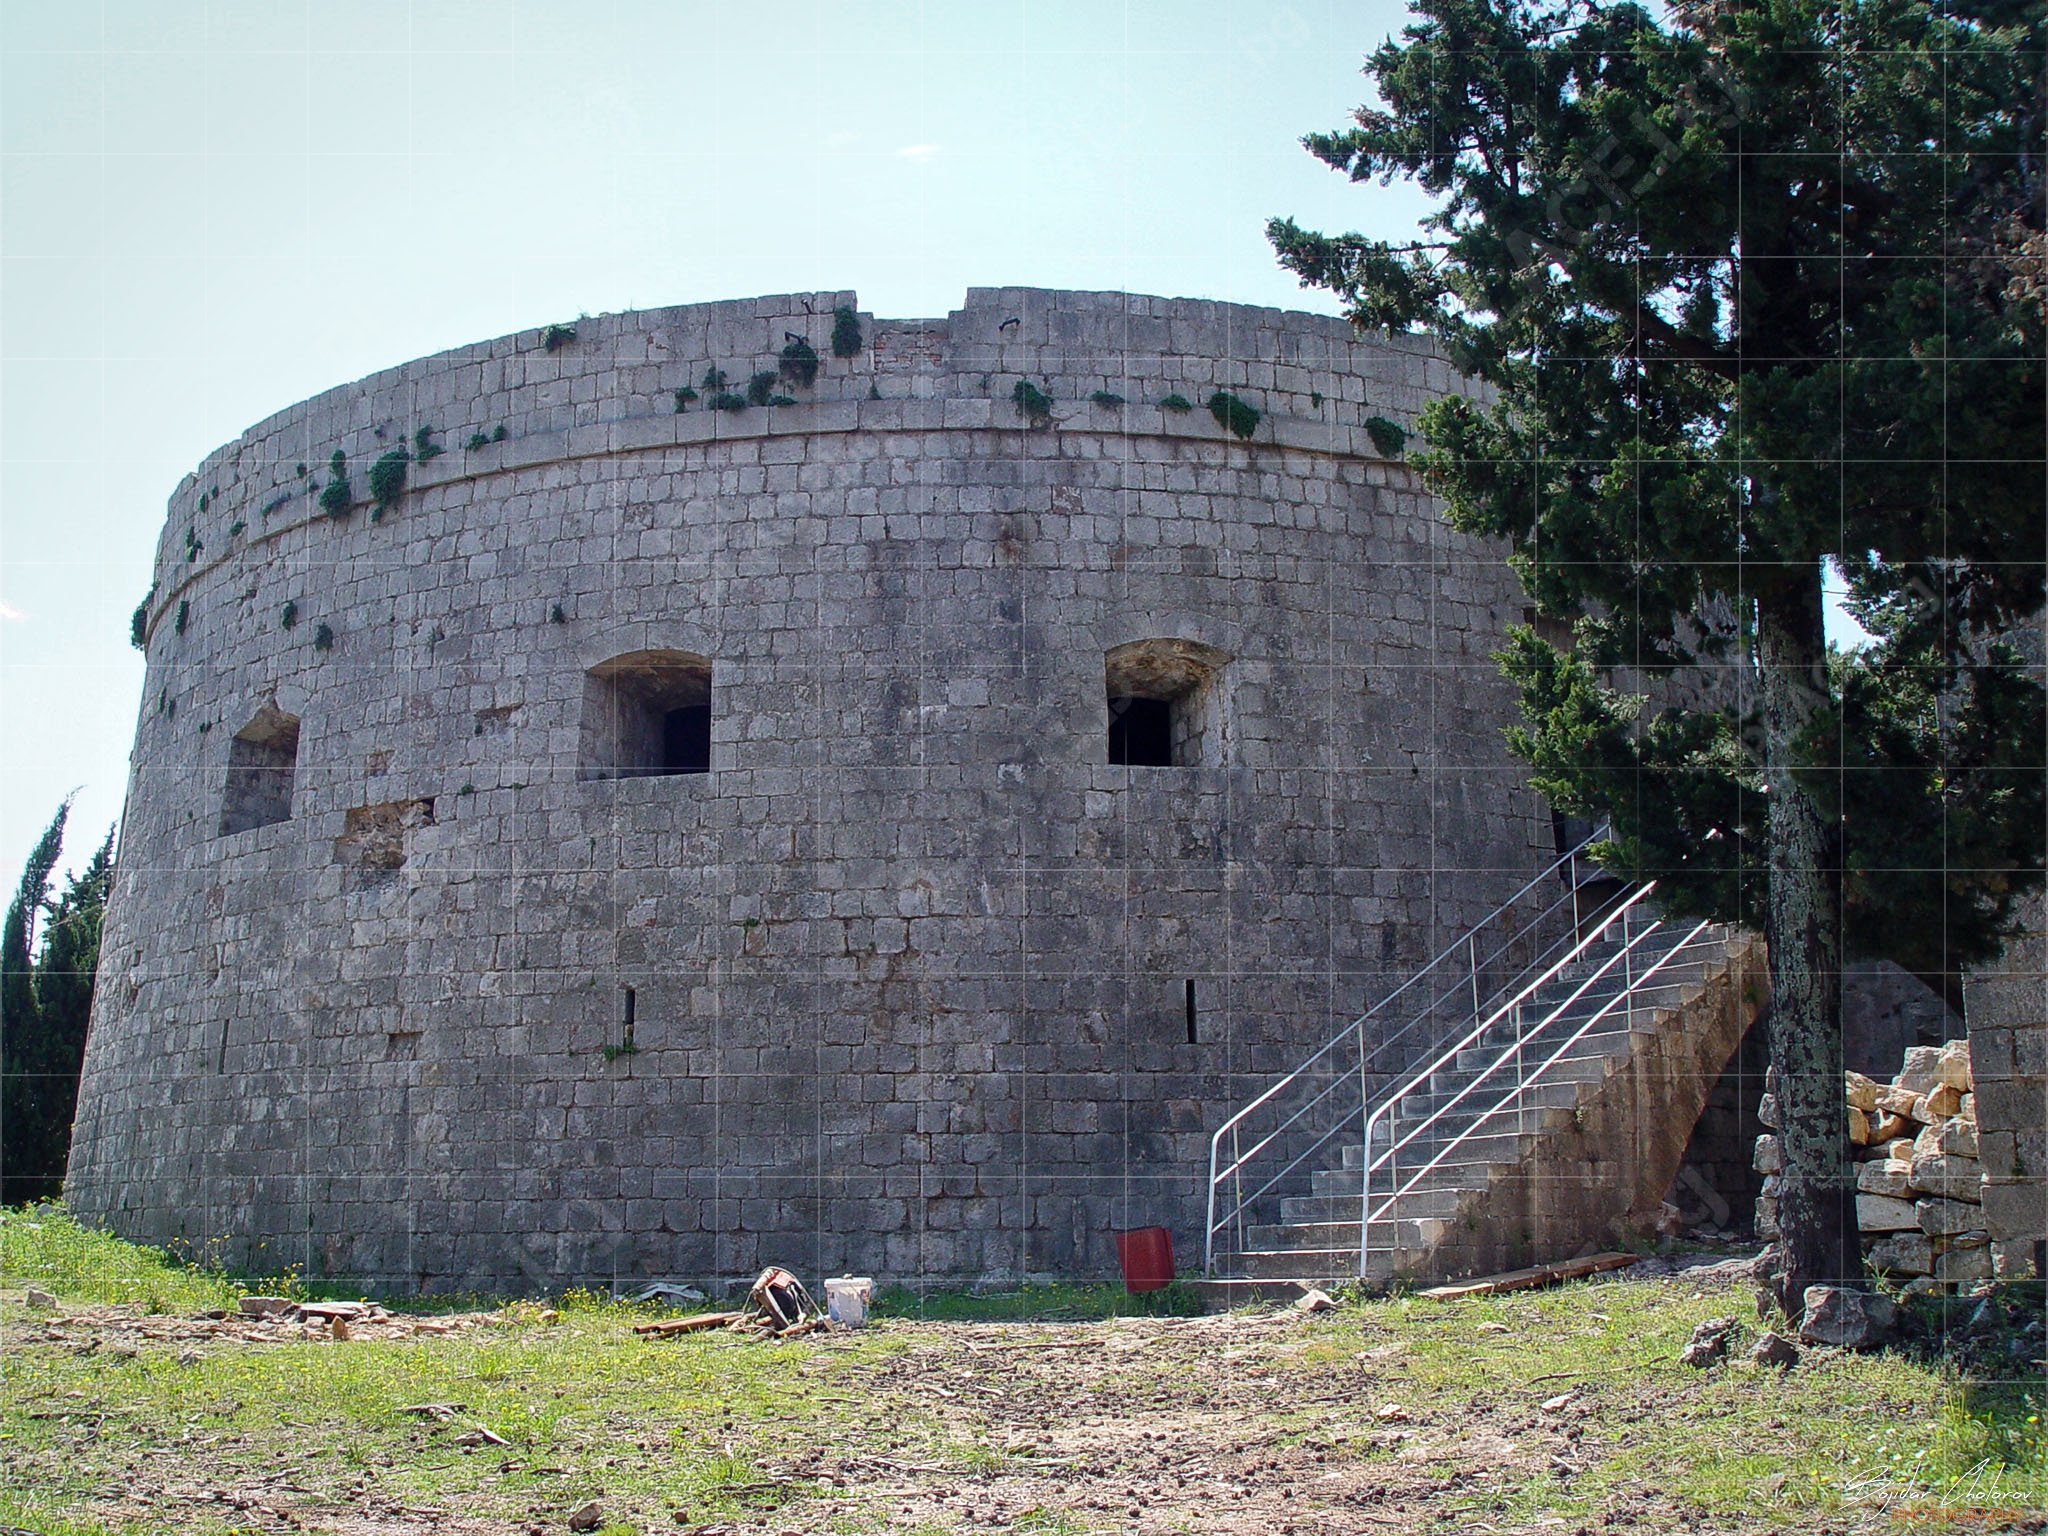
[567,1499,604,1531]
[23,1288,54,1309]
[1679,1315,1740,1367]
[1796,1286,1897,1350]
[1749,1331,1800,1368]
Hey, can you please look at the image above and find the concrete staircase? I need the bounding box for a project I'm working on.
[1216,901,1768,1284]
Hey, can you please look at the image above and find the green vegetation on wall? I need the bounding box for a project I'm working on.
[778,335,820,388]
[318,451,352,518]
[1011,380,1054,428]
[1207,391,1261,441]
[1364,415,1408,458]
[367,449,410,519]
[831,305,863,358]
[129,588,156,650]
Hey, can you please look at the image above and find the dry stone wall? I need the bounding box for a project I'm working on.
[1755,1041,1994,1290]
[67,289,1549,1293]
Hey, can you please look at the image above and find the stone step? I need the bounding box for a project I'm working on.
[1208,915,1750,1285]
[1280,1185,1466,1223]
[1314,1131,1546,1193]
[1241,1215,1454,1268]
[1399,1077,1588,1124]
[1236,1246,1399,1282]
[1440,1023,1649,1082]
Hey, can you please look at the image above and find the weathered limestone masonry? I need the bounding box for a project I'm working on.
[1965,892,2047,1277]
[66,289,1551,1293]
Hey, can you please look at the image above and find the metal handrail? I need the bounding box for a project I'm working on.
[1357,904,1716,1277]
[1202,829,1611,1275]
[1205,880,1589,1224]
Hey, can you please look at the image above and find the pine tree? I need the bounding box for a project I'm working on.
[1271,0,2045,1312]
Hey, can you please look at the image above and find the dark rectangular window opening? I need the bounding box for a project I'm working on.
[220,706,301,835]
[1108,696,1173,766]
[1185,978,1198,1045]
[622,985,638,1051]
[662,705,710,775]
[580,650,713,781]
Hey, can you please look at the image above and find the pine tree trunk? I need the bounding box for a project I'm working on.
[1755,580,1859,1316]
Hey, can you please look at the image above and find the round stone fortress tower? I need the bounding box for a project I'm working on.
[67,288,1549,1292]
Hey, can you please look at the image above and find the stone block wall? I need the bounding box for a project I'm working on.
[1966,892,2047,1278]
[66,289,1550,1293]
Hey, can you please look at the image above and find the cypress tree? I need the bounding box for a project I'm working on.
[1271,0,2045,1312]
[2,805,114,1204]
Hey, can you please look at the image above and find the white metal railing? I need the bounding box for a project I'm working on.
[1356,902,1716,1277]
[1202,830,1618,1276]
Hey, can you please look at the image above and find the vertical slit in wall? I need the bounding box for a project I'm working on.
[621,985,636,1052]
[1185,979,1198,1045]
[217,1018,229,1074]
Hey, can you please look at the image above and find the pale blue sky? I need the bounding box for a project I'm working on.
[0,0,1429,882]
[0,0,1867,890]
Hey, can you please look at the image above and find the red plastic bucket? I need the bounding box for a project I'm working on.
[1115,1225,1175,1293]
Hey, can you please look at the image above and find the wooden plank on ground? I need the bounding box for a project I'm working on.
[1419,1251,1638,1300]
[634,1310,744,1336]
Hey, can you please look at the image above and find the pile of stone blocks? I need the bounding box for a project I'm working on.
[1755,1041,1989,1291]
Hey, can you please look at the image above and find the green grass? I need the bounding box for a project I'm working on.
[1274,1279,2048,1522]
[0,1205,244,1313]
[873,1280,1204,1322]
[6,1209,2042,1534]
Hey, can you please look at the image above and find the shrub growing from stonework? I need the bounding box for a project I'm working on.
[1273,0,2045,1313]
